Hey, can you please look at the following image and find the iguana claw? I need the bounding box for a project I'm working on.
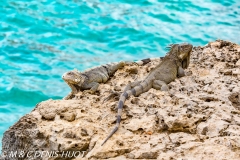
[103,90,121,103]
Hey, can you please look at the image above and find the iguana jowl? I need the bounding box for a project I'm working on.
[101,43,193,145]
[62,58,163,100]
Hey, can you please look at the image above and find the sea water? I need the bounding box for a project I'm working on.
[0,0,240,149]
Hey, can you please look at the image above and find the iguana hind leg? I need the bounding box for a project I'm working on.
[153,67,185,92]
[103,81,142,102]
[124,81,142,91]
[153,80,169,91]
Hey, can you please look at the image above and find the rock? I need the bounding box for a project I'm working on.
[229,92,240,110]
[2,40,240,160]
[210,41,221,48]
[236,59,240,66]
[60,112,76,122]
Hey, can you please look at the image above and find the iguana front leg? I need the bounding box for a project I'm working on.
[82,82,100,94]
[177,66,185,77]
[63,93,74,100]
[63,83,78,100]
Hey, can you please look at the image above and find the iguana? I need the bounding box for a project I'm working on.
[62,57,163,100]
[101,43,193,145]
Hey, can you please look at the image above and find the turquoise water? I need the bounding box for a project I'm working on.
[0,0,240,149]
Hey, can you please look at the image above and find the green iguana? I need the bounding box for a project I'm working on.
[101,43,193,145]
[62,57,163,100]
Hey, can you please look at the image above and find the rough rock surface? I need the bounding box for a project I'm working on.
[1,40,240,160]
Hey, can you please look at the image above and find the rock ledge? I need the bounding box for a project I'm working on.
[1,40,240,160]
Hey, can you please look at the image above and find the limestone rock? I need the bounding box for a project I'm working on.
[2,40,240,160]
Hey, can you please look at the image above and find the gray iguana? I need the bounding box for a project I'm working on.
[101,43,193,145]
[62,57,163,100]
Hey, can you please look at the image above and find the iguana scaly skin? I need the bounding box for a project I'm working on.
[101,43,193,145]
[62,58,163,100]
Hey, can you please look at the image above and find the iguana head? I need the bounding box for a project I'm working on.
[177,42,192,58]
[178,43,193,69]
[62,70,83,84]
[169,43,193,69]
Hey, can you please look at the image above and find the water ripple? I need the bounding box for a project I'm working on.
[0,0,240,149]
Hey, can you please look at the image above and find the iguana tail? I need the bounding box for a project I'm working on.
[103,57,163,76]
[134,57,163,65]
[101,80,152,145]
